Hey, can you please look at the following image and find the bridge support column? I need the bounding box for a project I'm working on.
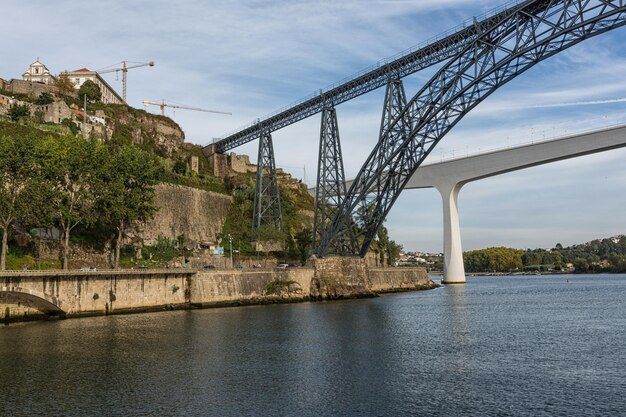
[437,182,466,284]
[253,130,283,230]
[313,106,355,255]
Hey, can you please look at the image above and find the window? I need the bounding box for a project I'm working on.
[75,79,80,85]
[35,68,39,74]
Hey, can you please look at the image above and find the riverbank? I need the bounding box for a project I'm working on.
[1,258,437,324]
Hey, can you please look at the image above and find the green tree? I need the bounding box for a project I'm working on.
[0,133,50,270]
[464,247,522,273]
[572,257,589,273]
[55,72,75,96]
[8,104,30,122]
[35,92,54,105]
[387,240,403,266]
[608,253,626,272]
[97,146,159,268]
[295,228,312,266]
[376,224,403,266]
[377,225,390,265]
[172,159,187,175]
[78,80,101,103]
[40,135,105,269]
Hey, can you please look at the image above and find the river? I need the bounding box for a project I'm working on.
[1,274,625,416]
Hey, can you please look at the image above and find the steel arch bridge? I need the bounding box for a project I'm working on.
[208,0,626,257]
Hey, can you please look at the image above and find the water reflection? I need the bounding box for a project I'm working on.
[2,275,626,416]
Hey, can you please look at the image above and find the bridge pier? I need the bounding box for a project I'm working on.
[437,182,466,284]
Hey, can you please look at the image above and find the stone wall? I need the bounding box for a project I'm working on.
[368,267,436,292]
[1,270,193,320]
[230,152,257,173]
[139,183,232,245]
[9,79,60,97]
[1,263,435,323]
[191,268,314,306]
[310,256,378,299]
[32,100,73,124]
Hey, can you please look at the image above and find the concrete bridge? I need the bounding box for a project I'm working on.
[403,124,626,283]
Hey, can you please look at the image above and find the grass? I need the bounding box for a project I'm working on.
[5,253,61,270]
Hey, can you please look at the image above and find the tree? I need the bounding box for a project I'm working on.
[55,72,75,96]
[376,224,403,266]
[35,92,54,105]
[572,257,589,273]
[97,146,159,268]
[8,104,30,122]
[40,135,105,269]
[78,80,101,103]
[295,228,312,266]
[387,240,403,266]
[0,133,50,270]
[377,225,390,265]
[172,159,187,175]
[464,247,523,273]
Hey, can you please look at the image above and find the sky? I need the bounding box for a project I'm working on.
[3,0,626,253]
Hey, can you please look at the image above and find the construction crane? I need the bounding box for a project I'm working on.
[97,61,155,103]
[142,99,232,117]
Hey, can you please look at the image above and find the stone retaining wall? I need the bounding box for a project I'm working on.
[1,261,435,323]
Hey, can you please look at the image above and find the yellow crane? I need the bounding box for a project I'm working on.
[97,61,155,103]
[142,99,232,117]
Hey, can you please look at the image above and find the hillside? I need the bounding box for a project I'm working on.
[0,105,315,269]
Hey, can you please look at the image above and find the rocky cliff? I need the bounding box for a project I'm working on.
[99,105,185,156]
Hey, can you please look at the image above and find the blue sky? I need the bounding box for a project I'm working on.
[3,0,626,252]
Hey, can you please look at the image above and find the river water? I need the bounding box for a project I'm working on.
[1,274,625,416]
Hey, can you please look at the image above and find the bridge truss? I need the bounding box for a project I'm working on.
[210,0,548,153]
[317,0,626,256]
[208,0,626,256]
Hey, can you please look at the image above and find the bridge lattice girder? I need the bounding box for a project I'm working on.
[320,0,626,257]
[313,106,355,255]
[253,131,283,230]
[211,1,558,153]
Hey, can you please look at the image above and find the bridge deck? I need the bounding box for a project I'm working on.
[405,124,626,190]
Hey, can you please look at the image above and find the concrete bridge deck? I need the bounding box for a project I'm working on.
[404,123,626,283]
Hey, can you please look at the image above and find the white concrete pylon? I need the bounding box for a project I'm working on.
[438,182,466,284]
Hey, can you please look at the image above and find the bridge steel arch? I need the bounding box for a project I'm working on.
[318,0,626,257]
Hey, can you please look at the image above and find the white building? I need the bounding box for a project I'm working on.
[22,58,56,85]
[64,68,124,105]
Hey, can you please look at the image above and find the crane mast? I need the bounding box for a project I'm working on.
[97,60,155,103]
